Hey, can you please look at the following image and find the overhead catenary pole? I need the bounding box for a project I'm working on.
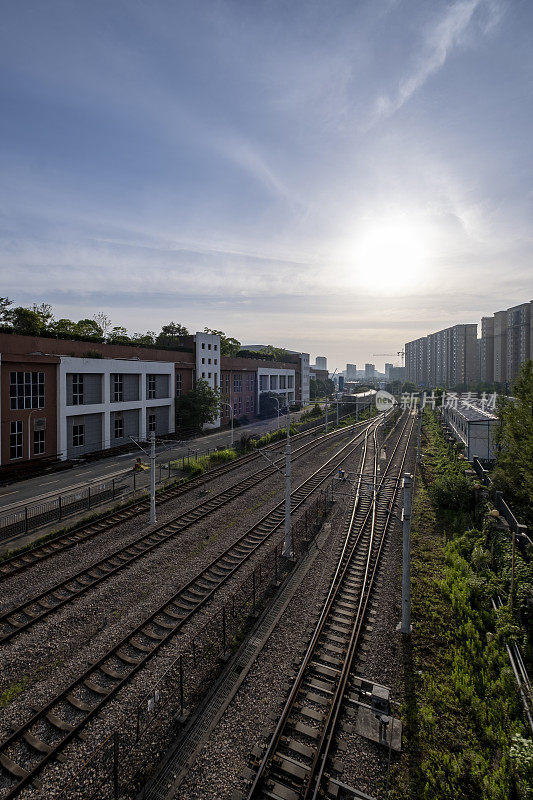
[325,399,328,434]
[283,409,292,558]
[150,430,156,524]
[416,402,422,464]
[400,473,413,633]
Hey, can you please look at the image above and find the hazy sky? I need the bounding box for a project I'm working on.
[1,0,532,370]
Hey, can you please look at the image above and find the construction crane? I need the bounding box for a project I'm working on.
[372,350,405,366]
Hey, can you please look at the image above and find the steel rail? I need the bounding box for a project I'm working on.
[0,419,382,800]
[0,412,359,583]
[0,420,371,644]
[245,411,414,800]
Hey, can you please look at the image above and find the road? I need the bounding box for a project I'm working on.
[0,410,310,512]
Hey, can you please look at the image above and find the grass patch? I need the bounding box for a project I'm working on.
[392,410,532,800]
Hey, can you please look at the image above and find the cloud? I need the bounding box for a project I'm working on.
[369,0,503,124]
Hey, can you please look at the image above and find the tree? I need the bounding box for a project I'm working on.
[131,331,157,347]
[259,391,283,418]
[492,360,533,528]
[74,319,103,338]
[9,307,43,336]
[93,312,112,337]
[0,297,12,325]
[107,326,131,344]
[259,344,290,362]
[203,328,241,357]
[31,303,54,330]
[177,379,221,430]
[310,377,335,400]
[48,318,77,337]
[156,322,189,347]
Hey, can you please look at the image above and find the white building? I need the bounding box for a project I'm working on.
[315,356,327,371]
[442,398,498,462]
[257,366,296,410]
[58,356,175,460]
[194,331,221,429]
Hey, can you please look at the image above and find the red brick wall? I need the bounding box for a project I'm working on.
[1,354,59,465]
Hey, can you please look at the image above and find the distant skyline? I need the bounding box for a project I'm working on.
[1,0,532,372]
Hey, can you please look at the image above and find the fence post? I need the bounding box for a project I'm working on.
[58,494,62,521]
[113,731,119,800]
[222,607,227,655]
[25,506,28,533]
[133,469,136,495]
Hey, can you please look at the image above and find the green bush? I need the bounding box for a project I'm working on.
[428,472,473,511]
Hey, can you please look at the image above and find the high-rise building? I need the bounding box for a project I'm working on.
[346,363,357,381]
[480,317,494,384]
[481,301,533,385]
[405,337,428,386]
[365,363,375,379]
[315,356,327,371]
[406,324,477,389]
[384,362,393,379]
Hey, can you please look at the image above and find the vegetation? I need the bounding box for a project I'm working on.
[203,327,241,356]
[170,447,237,478]
[176,379,221,431]
[310,377,335,399]
[492,360,533,530]
[393,409,532,800]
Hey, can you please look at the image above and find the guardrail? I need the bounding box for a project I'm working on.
[471,456,532,555]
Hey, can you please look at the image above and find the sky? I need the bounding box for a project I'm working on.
[0,0,532,371]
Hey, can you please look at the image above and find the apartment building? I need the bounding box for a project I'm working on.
[406,324,478,389]
[346,364,357,381]
[405,337,427,386]
[480,301,533,386]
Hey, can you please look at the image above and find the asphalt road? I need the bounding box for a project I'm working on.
[0,409,314,512]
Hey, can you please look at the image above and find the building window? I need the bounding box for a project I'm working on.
[114,417,124,439]
[260,375,268,391]
[202,372,205,378]
[176,372,182,397]
[208,372,211,379]
[270,375,278,390]
[201,342,205,349]
[279,375,286,389]
[202,357,205,364]
[148,413,156,433]
[238,398,242,414]
[34,429,45,455]
[233,376,242,392]
[214,344,218,351]
[72,374,84,405]
[147,375,156,399]
[113,375,123,402]
[10,372,45,410]
[214,358,218,365]
[245,397,250,412]
[251,397,255,412]
[208,343,212,350]
[287,375,294,388]
[208,358,211,365]
[225,374,230,394]
[73,424,84,447]
[10,420,23,460]
[233,402,237,416]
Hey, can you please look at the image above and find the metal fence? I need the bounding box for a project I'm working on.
[471,456,532,555]
[52,491,334,800]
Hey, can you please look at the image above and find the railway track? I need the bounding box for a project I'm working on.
[0,419,373,644]
[243,411,414,800]
[0,414,357,583]
[0,419,383,799]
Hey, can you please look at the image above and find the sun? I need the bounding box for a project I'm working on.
[341,216,429,294]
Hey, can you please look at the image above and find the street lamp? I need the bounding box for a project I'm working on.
[271,395,282,429]
[27,408,38,461]
[221,402,234,447]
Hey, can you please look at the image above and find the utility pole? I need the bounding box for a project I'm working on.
[416,403,422,464]
[400,473,413,633]
[336,400,339,426]
[283,410,292,558]
[150,431,156,524]
[325,399,328,434]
